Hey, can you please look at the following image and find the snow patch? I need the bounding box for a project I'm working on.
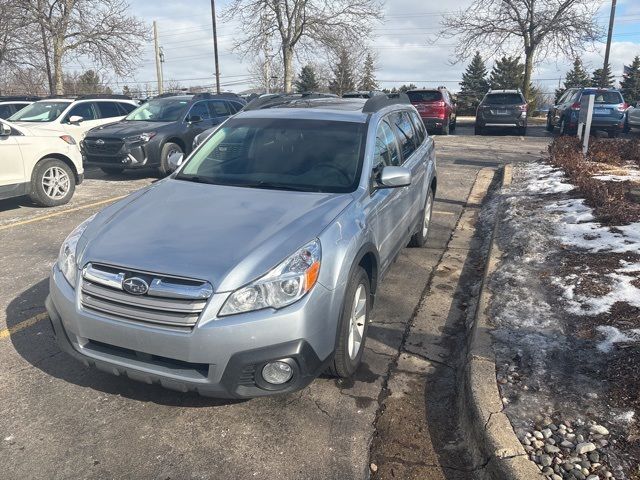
[612,410,636,424]
[596,326,640,353]
[523,166,575,194]
[557,221,640,253]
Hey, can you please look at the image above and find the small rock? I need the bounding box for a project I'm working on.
[575,442,596,455]
[588,452,600,463]
[533,440,545,449]
[533,430,544,440]
[586,476,599,480]
[577,434,585,443]
[590,425,609,436]
[370,463,377,473]
[542,428,553,438]
[540,454,552,467]
[563,462,574,471]
[561,440,575,448]
[545,445,560,454]
[542,467,554,475]
[551,475,562,480]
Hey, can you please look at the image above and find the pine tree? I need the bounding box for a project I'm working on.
[329,49,355,96]
[592,63,615,88]
[620,56,640,102]
[398,84,417,93]
[358,53,378,91]
[294,65,320,93]
[489,56,524,90]
[555,58,591,101]
[458,51,489,114]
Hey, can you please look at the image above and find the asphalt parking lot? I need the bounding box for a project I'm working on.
[0,124,552,479]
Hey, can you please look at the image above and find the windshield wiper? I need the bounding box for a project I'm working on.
[239,181,314,192]
[176,175,217,184]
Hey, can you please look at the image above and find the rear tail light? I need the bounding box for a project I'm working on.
[618,102,629,112]
[570,101,581,111]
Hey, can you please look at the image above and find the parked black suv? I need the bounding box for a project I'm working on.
[475,89,528,135]
[546,87,627,138]
[82,93,245,175]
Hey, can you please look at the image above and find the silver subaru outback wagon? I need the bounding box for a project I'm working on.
[46,94,437,398]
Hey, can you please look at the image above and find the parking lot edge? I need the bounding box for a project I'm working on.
[461,164,543,479]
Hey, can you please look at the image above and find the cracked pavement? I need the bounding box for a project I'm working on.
[0,123,552,479]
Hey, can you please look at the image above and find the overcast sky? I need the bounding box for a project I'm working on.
[78,0,640,96]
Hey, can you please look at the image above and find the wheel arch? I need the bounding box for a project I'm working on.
[164,137,186,153]
[33,153,80,183]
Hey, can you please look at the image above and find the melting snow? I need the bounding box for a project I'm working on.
[524,165,575,194]
[596,326,640,353]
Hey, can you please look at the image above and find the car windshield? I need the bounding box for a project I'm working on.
[125,97,190,122]
[8,101,70,122]
[589,91,624,104]
[176,117,366,193]
[484,93,524,105]
[407,91,442,102]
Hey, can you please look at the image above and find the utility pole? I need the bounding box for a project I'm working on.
[153,21,164,95]
[210,0,221,94]
[602,0,617,88]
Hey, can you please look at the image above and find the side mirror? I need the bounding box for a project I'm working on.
[68,115,84,124]
[0,123,11,136]
[168,151,184,171]
[188,115,203,124]
[378,166,412,188]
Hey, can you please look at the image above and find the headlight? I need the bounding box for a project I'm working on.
[125,132,156,143]
[219,239,321,316]
[57,215,94,287]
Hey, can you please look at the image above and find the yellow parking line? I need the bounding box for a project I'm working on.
[0,312,48,340]
[0,195,127,231]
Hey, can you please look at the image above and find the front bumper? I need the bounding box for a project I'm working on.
[82,140,154,169]
[46,266,336,398]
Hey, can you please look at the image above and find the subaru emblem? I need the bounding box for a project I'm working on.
[122,277,149,295]
[96,139,105,145]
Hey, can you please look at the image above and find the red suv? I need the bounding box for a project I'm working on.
[407,88,457,135]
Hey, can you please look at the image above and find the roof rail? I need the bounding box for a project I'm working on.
[243,92,337,111]
[362,92,411,113]
[0,96,40,102]
[192,92,241,101]
[76,94,133,100]
[154,92,184,99]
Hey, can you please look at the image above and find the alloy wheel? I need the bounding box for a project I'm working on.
[42,166,70,199]
[422,193,434,238]
[348,284,367,359]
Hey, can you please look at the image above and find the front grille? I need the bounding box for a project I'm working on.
[80,263,213,329]
[84,138,124,155]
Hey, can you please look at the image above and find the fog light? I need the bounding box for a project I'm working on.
[262,361,293,385]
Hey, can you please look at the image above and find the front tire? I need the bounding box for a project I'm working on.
[329,266,371,378]
[158,142,183,177]
[450,116,457,132]
[29,158,76,207]
[546,116,554,132]
[409,189,434,248]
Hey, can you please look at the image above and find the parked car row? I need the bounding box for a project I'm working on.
[0,96,40,119]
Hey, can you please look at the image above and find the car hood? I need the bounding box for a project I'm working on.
[85,120,172,138]
[79,179,354,291]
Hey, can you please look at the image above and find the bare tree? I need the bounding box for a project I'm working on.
[439,0,602,99]
[223,0,383,93]
[23,0,150,94]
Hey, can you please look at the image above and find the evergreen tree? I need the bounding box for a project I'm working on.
[555,58,590,101]
[620,56,640,102]
[592,63,615,88]
[358,53,378,91]
[489,56,524,90]
[294,65,320,93]
[398,83,417,93]
[329,49,355,96]
[458,51,489,114]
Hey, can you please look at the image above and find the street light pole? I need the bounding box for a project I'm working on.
[153,21,164,95]
[210,0,221,94]
[602,0,617,88]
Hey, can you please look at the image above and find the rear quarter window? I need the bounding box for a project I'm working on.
[591,91,624,104]
[484,93,525,105]
[389,111,417,160]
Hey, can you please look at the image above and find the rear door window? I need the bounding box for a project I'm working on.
[390,111,417,160]
[0,105,13,118]
[408,111,426,145]
[593,91,623,104]
[96,101,122,119]
[227,101,243,114]
[117,102,137,115]
[407,91,442,102]
[208,100,231,117]
[373,120,401,167]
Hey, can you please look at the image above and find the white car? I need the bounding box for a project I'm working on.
[8,95,138,142]
[0,96,38,119]
[0,119,84,206]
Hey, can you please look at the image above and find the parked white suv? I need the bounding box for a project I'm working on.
[8,95,138,142]
[0,119,83,206]
[0,96,39,119]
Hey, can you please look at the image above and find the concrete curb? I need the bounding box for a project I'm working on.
[462,164,543,479]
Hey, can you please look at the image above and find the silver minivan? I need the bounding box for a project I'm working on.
[46,94,437,398]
